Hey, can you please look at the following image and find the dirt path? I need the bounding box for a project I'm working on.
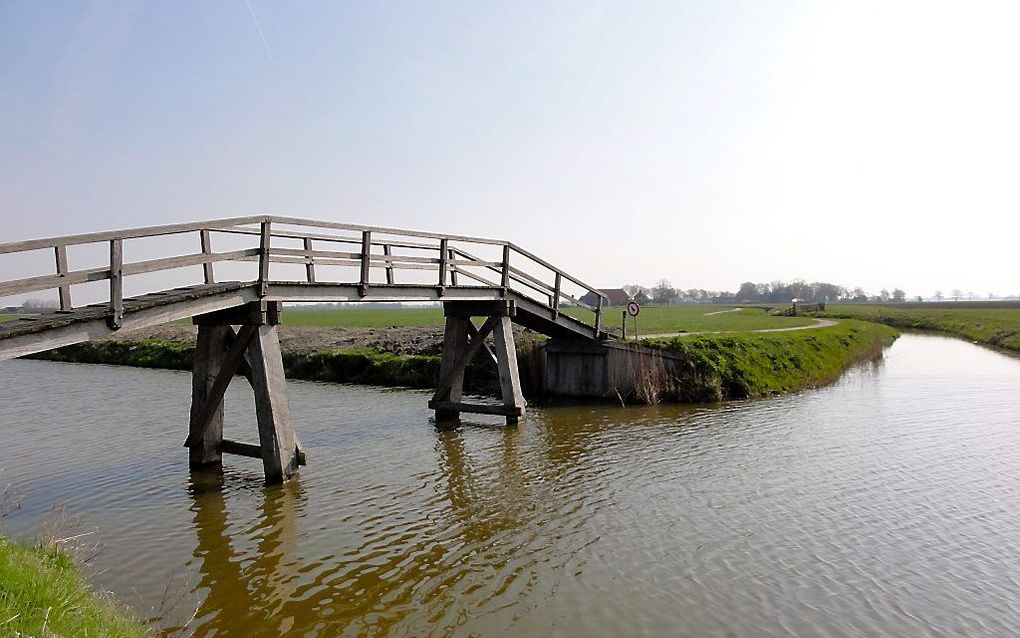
[703,307,742,316]
[638,318,838,340]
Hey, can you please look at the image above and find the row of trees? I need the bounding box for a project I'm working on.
[623,280,911,305]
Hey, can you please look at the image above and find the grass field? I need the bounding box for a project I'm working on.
[820,304,1020,352]
[279,304,816,334]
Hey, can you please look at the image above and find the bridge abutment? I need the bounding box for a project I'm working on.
[185,301,305,484]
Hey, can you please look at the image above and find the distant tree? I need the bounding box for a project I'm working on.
[21,298,58,311]
[892,288,906,302]
[989,292,996,300]
[915,295,923,303]
[651,279,677,305]
[737,282,759,302]
[967,291,975,300]
[951,289,963,302]
[622,284,649,297]
[879,288,891,302]
[935,290,944,301]
[850,287,868,303]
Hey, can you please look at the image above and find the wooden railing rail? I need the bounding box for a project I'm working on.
[0,216,608,336]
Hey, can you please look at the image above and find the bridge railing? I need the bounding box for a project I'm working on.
[0,216,607,333]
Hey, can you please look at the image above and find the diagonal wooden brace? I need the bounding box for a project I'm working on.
[185,325,257,449]
[432,315,499,402]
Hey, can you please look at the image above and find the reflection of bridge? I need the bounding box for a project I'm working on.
[0,217,608,482]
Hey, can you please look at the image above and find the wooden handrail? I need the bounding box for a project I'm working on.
[0,216,609,337]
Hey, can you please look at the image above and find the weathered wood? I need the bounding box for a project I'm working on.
[258,221,271,296]
[107,238,123,329]
[188,324,232,466]
[193,300,281,327]
[185,325,257,448]
[303,237,316,283]
[383,244,395,284]
[427,400,523,417]
[54,245,71,310]
[492,315,526,424]
[433,316,471,420]
[594,295,603,336]
[438,238,449,293]
[552,273,561,319]
[200,229,215,284]
[432,315,499,402]
[220,438,261,459]
[466,320,497,366]
[448,248,459,286]
[359,230,371,296]
[500,244,511,290]
[443,299,515,318]
[247,324,301,483]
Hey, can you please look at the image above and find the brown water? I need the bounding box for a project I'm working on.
[3,333,1020,636]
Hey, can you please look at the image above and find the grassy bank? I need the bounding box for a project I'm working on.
[26,320,896,404]
[819,304,1020,353]
[0,536,146,637]
[643,320,898,402]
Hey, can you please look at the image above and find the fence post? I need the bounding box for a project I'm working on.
[54,245,71,310]
[258,221,271,297]
[383,244,394,284]
[593,294,603,337]
[438,238,448,293]
[200,229,215,284]
[552,272,561,318]
[500,244,510,293]
[107,239,123,329]
[303,237,316,283]
[359,230,371,296]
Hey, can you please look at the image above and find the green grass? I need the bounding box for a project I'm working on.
[643,319,898,401]
[276,305,816,333]
[819,304,1020,352]
[0,536,147,637]
[0,315,24,323]
[567,304,817,335]
[281,307,446,328]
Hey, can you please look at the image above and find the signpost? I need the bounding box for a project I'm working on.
[626,300,640,340]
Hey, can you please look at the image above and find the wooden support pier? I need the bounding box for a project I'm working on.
[0,216,610,484]
[429,300,527,425]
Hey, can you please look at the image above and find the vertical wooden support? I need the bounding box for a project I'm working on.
[258,221,271,297]
[303,237,316,283]
[383,244,394,284]
[438,238,449,294]
[189,324,231,466]
[492,315,526,424]
[552,273,561,319]
[449,248,459,286]
[248,324,301,483]
[201,230,215,284]
[594,294,603,337]
[107,238,123,329]
[54,245,71,310]
[500,244,510,291]
[359,231,371,296]
[434,315,470,421]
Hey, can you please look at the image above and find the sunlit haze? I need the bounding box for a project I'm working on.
[2,1,1017,297]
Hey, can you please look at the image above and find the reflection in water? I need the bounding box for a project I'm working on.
[4,334,1020,636]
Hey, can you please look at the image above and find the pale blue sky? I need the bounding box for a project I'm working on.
[2,1,1018,296]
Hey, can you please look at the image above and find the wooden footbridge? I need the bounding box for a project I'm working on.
[0,216,608,483]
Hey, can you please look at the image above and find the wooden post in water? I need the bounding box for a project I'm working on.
[185,300,304,484]
[428,300,526,425]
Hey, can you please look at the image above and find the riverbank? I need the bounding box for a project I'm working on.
[25,319,897,404]
[642,319,898,401]
[818,305,1020,353]
[0,535,146,637]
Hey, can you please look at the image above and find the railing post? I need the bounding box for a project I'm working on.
[200,229,215,284]
[552,272,561,319]
[107,239,123,329]
[303,237,316,283]
[500,244,510,294]
[359,230,371,296]
[593,294,603,338]
[383,244,394,284]
[258,220,271,297]
[438,238,448,294]
[54,245,71,310]
[449,248,458,286]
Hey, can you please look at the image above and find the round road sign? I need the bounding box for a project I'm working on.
[626,300,641,317]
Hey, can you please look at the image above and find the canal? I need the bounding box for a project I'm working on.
[2,333,1019,636]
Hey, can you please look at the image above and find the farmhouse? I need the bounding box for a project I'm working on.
[579,288,630,307]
